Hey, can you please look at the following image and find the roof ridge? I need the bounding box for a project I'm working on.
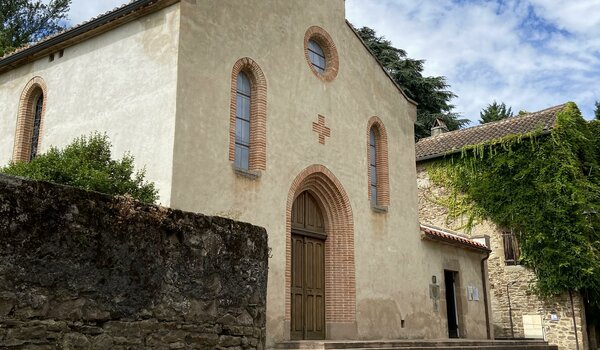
[420,103,566,142]
[416,103,568,161]
[1,0,139,60]
[0,0,177,72]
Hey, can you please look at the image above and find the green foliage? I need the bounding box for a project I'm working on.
[354,26,470,140]
[1,133,158,203]
[428,103,600,300]
[595,101,600,120]
[0,0,70,56]
[479,101,514,124]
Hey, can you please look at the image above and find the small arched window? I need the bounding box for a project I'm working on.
[13,76,47,163]
[235,72,251,170]
[367,117,390,210]
[229,58,267,175]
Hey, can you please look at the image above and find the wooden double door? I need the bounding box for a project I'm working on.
[291,192,326,340]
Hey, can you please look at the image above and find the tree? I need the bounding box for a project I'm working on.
[595,101,600,120]
[0,0,71,56]
[355,26,469,140]
[1,133,158,203]
[479,101,514,124]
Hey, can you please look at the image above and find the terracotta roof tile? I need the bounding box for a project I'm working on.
[415,104,566,161]
[420,224,490,252]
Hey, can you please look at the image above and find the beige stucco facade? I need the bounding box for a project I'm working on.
[0,0,491,346]
[417,161,587,350]
[0,4,180,205]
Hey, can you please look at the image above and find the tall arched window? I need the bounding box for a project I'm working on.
[367,117,390,210]
[30,94,44,160]
[235,72,251,170]
[369,128,378,205]
[229,58,267,175]
[13,76,48,162]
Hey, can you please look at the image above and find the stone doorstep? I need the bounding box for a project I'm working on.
[271,339,558,350]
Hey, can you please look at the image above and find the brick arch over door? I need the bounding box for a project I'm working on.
[229,57,267,171]
[285,164,356,326]
[13,76,48,162]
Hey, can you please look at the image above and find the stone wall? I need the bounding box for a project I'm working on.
[417,163,587,350]
[0,174,268,349]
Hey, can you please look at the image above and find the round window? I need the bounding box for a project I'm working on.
[304,26,339,81]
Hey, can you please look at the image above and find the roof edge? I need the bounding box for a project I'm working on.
[416,125,554,162]
[345,20,418,107]
[420,224,491,253]
[0,0,180,73]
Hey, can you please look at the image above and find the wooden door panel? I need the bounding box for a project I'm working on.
[291,235,304,340]
[291,191,326,340]
[291,193,305,229]
[305,237,325,339]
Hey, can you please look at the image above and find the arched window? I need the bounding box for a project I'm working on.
[369,128,378,205]
[13,76,48,162]
[367,117,390,210]
[30,94,44,160]
[229,58,267,175]
[235,72,251,170]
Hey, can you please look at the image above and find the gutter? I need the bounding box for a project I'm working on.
[0,0,178,72]
[481,252,491,339]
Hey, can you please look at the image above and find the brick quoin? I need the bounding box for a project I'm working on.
[285,165,356,325]
[304,26,339,82]
[367,116,390,207]
[229,57,267,171]
[13,76,48,162]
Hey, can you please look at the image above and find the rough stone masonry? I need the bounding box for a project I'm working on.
[0,174,268,349]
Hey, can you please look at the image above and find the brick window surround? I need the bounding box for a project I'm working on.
[367,116,390,209]
[13,76,48,162]
[285,164,356,325]
[304,26,339,82]
[229,57,267,172]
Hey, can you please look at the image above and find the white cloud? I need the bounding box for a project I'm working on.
[67,0,127,25]
[63,1,599,122]
[346,0,600,123]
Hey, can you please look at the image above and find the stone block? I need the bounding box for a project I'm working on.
[0,174,267,349]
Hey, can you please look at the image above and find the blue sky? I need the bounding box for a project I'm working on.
[68,0,600,124]
[346,0,600,124]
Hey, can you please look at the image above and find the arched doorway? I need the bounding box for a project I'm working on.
[286,165,356,340]
[291,191,326,340]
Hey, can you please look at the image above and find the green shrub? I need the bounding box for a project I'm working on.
[1,133,158,203]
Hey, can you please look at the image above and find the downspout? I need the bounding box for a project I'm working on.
[481,251,491,339]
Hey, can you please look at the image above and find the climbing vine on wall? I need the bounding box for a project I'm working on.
[427,102,600,300]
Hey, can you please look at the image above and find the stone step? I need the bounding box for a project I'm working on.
[271,339,558,350]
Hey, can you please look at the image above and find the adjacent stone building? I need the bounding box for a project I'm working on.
[415,105,588,350]
[0,0,493,346]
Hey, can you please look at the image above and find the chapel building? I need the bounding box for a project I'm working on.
[0,0,491,345]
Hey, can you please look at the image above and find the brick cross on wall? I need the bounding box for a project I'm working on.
[312,114,331,145]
